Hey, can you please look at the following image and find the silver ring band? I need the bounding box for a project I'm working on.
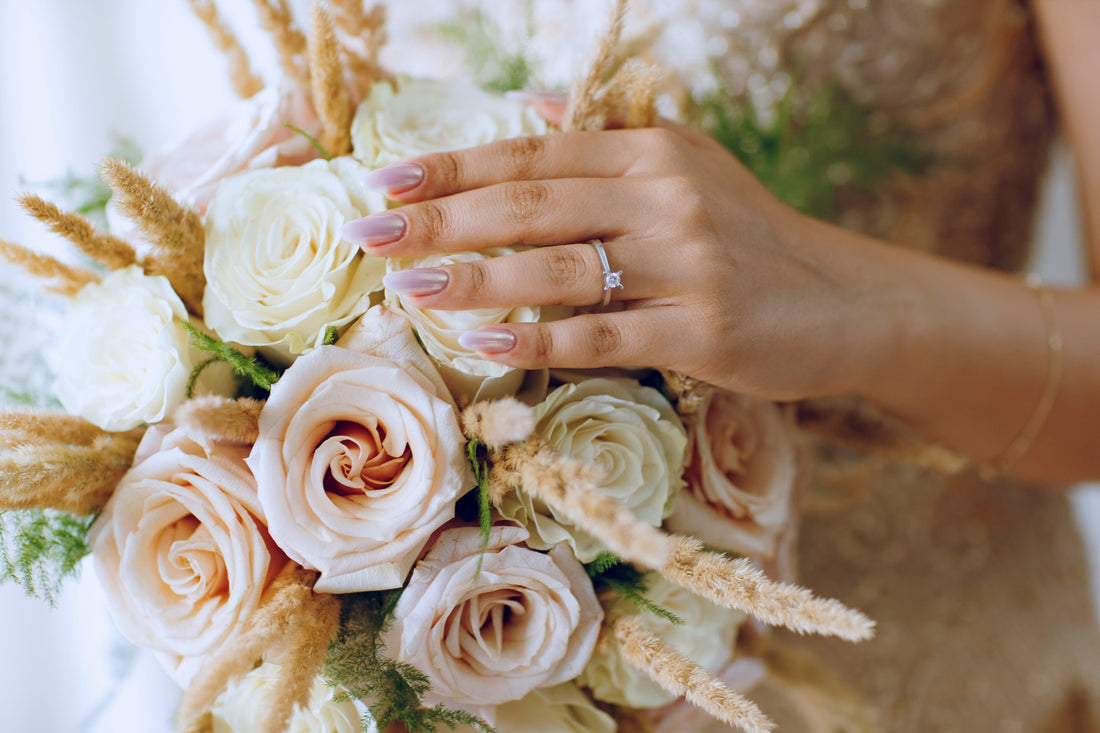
[588,239,623,307]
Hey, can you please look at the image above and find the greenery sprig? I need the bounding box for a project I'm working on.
[686,80,929,221]
[284,123,333,161]
[585,552,684,625]
[181,322,283,395]
[0,508,95,606]
[466,439,494,576]
[437,8,534,93]
[324,592,495,733]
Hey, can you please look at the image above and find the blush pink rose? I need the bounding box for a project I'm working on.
[90,422,287,686]
[247,313,471,593]
[142,85,321,216]
[383,525,603,719]
[665,390,799,560]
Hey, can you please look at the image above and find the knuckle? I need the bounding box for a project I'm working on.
[503,135,548,179]
[433,151,462,191]
[416,200,451,241]
[541,245,591,291]
[531,324,554,364]
[587,320,624,362]
[502,181,550,228]
[463,260,489,297]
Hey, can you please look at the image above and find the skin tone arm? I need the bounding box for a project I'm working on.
[341,3,1100,485]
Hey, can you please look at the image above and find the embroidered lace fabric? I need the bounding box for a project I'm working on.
[379,1,1100,730]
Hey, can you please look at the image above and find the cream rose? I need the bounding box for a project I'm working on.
[90,423,286,686]
[202,157,387,355]
[211,662,363,733]
[247,323,470,593]
[578,574,746,708]
[498,378,688,562]
[386,248,540,397]
[665,391,798,559]
[54,265,192,431]
[383,525,602,717]
[352,78,548,166]
[450,683,615,733]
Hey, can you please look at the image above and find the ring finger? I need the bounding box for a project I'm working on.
[381,239,671,310]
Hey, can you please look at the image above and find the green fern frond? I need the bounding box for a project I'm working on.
[324,592,495,733]
[0,509,95,605]
[584,555,684,625]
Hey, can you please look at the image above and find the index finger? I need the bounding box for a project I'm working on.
[363,129,652,202]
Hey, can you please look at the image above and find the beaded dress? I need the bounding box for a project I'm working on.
[377,1,1100,730]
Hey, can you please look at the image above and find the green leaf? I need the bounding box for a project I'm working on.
[466,439,493,578]
[436,7,536,94]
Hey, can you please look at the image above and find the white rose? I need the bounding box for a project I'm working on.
[211,662,364,733]
[498,378,688,562]
[579,574,746,708]
[450,683,615,733]
[383,525,602,718]
[90,423,288,686]
[202,158,387,355]
[665,391,799,560]
[248,331,471,593]
[54,265,192,431]
[352,78,548,166]
[386,248,540,397]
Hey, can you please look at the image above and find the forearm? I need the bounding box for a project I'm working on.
[795,212,1100,484]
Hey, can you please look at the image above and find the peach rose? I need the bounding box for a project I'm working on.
[90,423,286,686]
[665,390,798,560]
[382,525,602,718]
[248,310,471,593]
[144,85,320,216]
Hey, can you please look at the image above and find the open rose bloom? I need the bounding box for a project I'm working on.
[15,13,848,733]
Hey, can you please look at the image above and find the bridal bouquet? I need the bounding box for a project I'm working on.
[0,2,873,732]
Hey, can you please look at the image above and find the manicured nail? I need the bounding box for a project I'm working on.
[361,163,425,194]
[383,269,450,297]
[342,214,407,248]
[458,328,517,354]
[505,89,569,105]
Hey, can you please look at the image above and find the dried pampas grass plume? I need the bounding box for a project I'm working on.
[17,193,138,272]
[563,0,629,132]
[614,616,775,733]
[329,0,389,98]
[0,429,143,515]
[251,0,310,89]
[173,397,264,445]
[460,397,536,449]
[307,1,354,157]
[186,0,265,98]
[663,537,875,642]
[176,566,342,733]
[0,409,109,447]
[0,238,99,295]
[100,158,206,316]
[605,58,662,129]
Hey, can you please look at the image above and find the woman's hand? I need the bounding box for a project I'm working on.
[341,124,892,401]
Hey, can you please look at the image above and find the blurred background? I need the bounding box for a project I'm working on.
[1,2,1098,731]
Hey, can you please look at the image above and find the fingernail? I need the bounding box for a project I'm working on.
[362,163,425,194]
[505,89,569,105]
[342,214,407,248]
[383,268,450,297]
[458,328,517,354]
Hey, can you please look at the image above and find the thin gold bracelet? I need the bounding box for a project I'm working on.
[981,275,1064,479]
